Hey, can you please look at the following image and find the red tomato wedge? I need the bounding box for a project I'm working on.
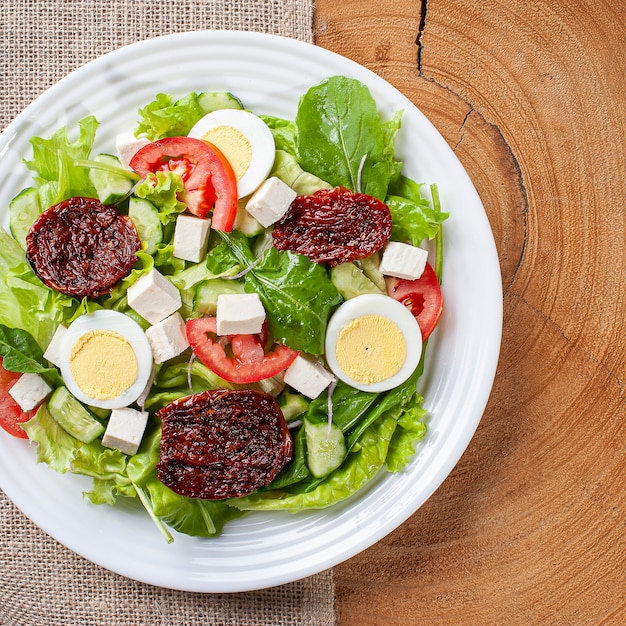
[386,262,443,341]
[0,358,36,439]
[129,136,238,231]
[186,317,299,384]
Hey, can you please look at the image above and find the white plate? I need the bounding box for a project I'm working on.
[0,31,502,592]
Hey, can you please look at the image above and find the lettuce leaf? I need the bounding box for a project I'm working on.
[295,76,402,200]
[135,92,205,141]
[231,413,398,511]
[0,228,76,348]
[387,177,449,245]
[23,115,99,208]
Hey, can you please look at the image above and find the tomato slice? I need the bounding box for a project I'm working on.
[186,317,299,384]
[129,137,238,231]
[386,262,443,341]
[0,358,37,439]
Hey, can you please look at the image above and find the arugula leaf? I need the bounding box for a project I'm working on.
[217,233,342,354]
[245,247,342,355]
[295,76,402,200]
[0,324,56,375]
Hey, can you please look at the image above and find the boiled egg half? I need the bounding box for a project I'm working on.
[188,109,275,198]
[58,310,154,409]
[325,294,423,393]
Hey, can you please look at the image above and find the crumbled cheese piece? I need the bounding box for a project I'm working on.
[115,132,150,169]
[102,407,149,456]
[216,293,266,336]
[43,324,68,368]
[127,268,181,325]
[284,355,335,399]
[145,312,189,364]
[8,373,52,411]
[245,177,297,227]
[379,241,429,280]
[173,214,212,263]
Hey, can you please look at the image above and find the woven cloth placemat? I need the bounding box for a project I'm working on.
[0,2,336,625]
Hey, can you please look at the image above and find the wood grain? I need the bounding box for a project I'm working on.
[315,1,626,623]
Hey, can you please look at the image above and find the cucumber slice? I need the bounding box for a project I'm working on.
[278,391,310,422]
[47,386,104,443]
[88,154,134,205]
[197,91,244,114]
[304,420,347,478]
[128,197,163,255]
[331,262,385,300]
[233,203,264,236]
[193,278,245,315]
[9,187,41,248]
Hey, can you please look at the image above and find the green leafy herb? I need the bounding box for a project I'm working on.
[295,75,402,200]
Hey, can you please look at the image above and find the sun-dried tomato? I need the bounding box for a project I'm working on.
[156,389,293,500]
[25,196,141,299]
[272,187,392,266]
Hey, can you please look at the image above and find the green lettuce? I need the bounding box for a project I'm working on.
[23,115,99,208]
[135,92,205,140]
[295,75,402,200]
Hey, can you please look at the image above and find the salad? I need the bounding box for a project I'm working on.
[0,75,448,542]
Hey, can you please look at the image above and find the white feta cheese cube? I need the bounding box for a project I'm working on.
[216,293,265,335]
[8,373,52,411]
[115,132,150,169]
[284,355,335,399]
[102,407,149,456]
[245,177,297,227]
[127,268,182,324]
[145,312,190,364]
[379,241,429,280]
[173,214,212,263]
[43,324,68,368]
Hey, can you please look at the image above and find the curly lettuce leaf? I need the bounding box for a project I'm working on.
[135,92,205,140]
[23,115,99,208]
[0,228,76,348]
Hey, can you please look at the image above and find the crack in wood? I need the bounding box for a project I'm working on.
[412,6,529,296]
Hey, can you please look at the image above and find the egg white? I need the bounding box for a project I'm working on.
[58,310,154,409]
[188,109,275,198]
[325,294,423,393]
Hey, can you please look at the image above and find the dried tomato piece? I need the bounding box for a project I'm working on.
[272,187,392,266]
[26,196,141,299]
[156,389,293,500]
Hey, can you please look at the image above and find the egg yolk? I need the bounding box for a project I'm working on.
[199,126,252,182]
[335,315,407,385]
[69,330,138,401]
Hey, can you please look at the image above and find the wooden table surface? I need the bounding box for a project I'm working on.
[315,1,626,623]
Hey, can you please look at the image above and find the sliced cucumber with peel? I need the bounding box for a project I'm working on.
[305,420,347,478]
[128,197,163,255]
[88,154,135,205]
[47,386,104,444]
[198,91,244,114]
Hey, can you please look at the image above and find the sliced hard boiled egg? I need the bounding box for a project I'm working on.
[325,294,423,393]
[58,310,154,409]
[188,109,275,198]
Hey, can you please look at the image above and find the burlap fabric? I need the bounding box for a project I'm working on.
[0,2,337,625]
